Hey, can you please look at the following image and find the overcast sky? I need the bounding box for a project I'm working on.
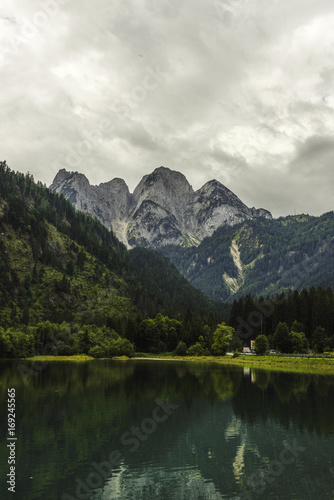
[1,0,334,217]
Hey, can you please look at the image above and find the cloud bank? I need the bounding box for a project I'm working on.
[1,0,334,216]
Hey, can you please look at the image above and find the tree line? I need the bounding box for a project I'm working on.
[229,287,334,354]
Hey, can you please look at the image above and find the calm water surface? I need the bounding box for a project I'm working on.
[1,359,334,500]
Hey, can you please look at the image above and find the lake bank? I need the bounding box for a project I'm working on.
[24,355,94,361]
[20,354,334,375]
[132,354,334,375]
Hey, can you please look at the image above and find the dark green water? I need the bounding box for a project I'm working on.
[1,359,334,500]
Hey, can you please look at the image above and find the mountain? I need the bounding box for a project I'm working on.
[50,166,272,248]
[50,165,334,303]
[159,213,334,301]
[0,161,222,357]
[2,161,333,359]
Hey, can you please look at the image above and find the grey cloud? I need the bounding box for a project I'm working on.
[1,0,334,216]
[292,136,334,164]
[210,148,249,174]
[120,123,162,152]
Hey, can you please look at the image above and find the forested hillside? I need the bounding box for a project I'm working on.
[160,213,334,301]
[127,247,224,319]
[0,161,221,357]
[229,287,334,351]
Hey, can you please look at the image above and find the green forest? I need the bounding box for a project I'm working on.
[0,161,333,359]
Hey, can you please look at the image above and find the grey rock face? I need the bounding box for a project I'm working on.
[133,167,193,217]
[50,166,272,248]
[50,169,132,243]
[184,180,250,241]
[127,200,183,248]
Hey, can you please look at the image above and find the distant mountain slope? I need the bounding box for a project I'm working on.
[50,166,272,248]
[127,247,222,320]
[159,213,334,301]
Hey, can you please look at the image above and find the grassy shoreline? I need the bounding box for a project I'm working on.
[132,354,334,375]
[24,355,94,361]
[21,354,334,375]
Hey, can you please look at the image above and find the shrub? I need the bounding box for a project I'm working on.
[175,341,187,356]
[108,338,135,357]
[186,342,207,356]
[89,345,106,358]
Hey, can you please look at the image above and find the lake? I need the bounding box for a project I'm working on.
[1,359,334,499]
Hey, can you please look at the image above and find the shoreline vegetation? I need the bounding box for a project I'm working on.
[21,354,334,375]
[132,354,334,375]
[24,355,94,361]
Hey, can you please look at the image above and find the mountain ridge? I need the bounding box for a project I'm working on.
[50,166,334,302]
[50,166,272,248]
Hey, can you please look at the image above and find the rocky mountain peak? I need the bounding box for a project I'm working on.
[99,177,129,190]
[98,177,131,201]
[134,166,193,196]
[150,166,192,187]
[50,169,90,207]
[50,166,272,248]
[196,180,247,209]
[51,168,71,184]
[132,166,193,218]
